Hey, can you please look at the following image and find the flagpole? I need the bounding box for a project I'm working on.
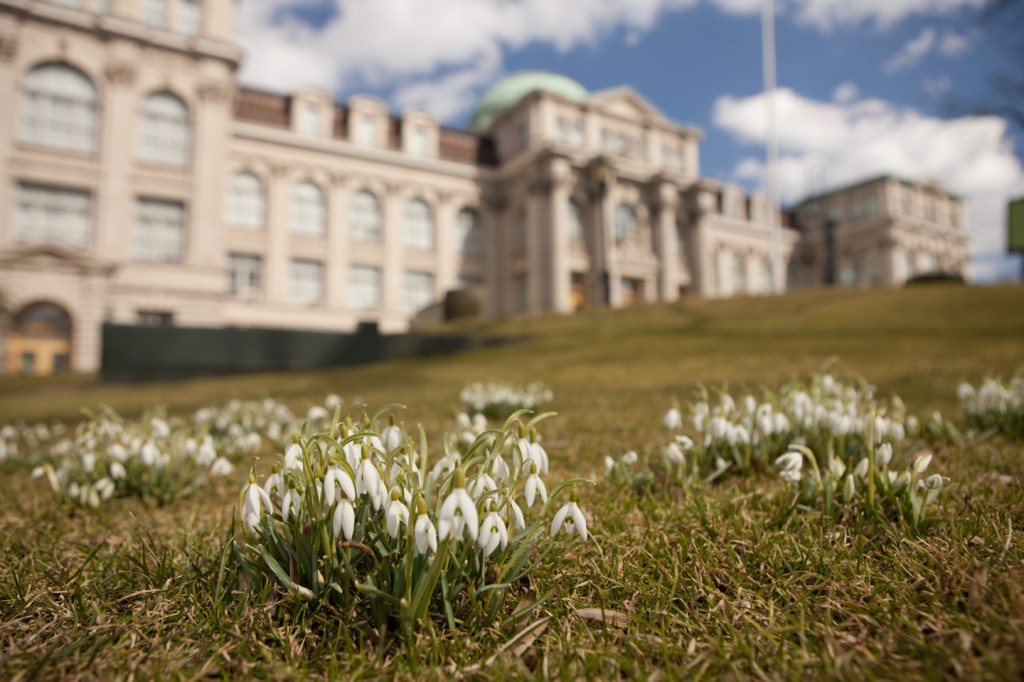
[762,0,782,293]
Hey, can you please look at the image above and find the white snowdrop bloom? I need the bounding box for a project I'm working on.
[430,453,459,481]
[743,395,757,415]
[355,451,382,506]
[110,462,126,480]
[505,495,526,531]
[913,453,933,474]
[854,458,869,480]
[185,438,198,456]
[241,432,262,453]
[828,457,846,480]
[843,474,856,504]
[329,499,353,540]
[663,441,686,465]
[889,422,906,442]
[490,453,511,482]
[891,471,911,494]
[524,463,547,507]
[775,451,803,484]
[323,465,356,508]
[730,425,750,446]
[924,473,948,490]
[456,412,472,430]
[385,492,410,539]
[284,443,303,471]
[68,482,80,499]
[469,472,496,500]
[622,450,638,466]
[708,416,729,441]
[95,477,115,501]
[604,455,615,473]
[472,413,488,432]
[414,513,438,555]
[266,423,281,443]
[757,412,773,437]
[140,441,160,467]
[720,394,736,413]
[264,470,285,501]
[875,442,893,468]
[478,506,509,556]
[151,418,170,439]
[241,479,272,534]
[550,491,588,541]
[773,412,790,434]
[821,374,835,393]
[381,424,403,454]
[281,489,301,524]
[663,407,683,430]
[196,436,217,467]
[438,467,479,542]
[906,415,919,436]
[956,382,975,402]
[325,394,343,410]
[81,451,96,474]
[873,416,888,443]
[714,456,729,473]
[211,457,234,476]
[306,406,329,422]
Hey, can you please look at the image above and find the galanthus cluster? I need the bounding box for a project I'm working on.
[459,381,553,421]
[662,371,922,478]
[958,368,1024,438]
[31,407,234,507]
[774,441,948,530]
[193,395,341,454]
[236,407,589,634]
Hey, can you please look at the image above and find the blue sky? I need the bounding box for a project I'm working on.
[235,0,1023,282]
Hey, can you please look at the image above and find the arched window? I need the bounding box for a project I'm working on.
[20,62,98,153]
[457,207,481,253]
[139,92,190,166]
[404,198,433,250]
[614,204,638,242]
[350,190,381,241]
[226,172,265,229]
[567,199,584,244]
[9,303,73,375]
[291,181,326,236]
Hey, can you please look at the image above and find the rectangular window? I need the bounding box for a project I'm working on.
[409,125,429,157]
[356,114,377,148]
[15,183,92,250]
[178,0,201,36]
[228,253,262,302]
[298,103,321,136]
[348,265,381,311]
[134,198,185,262]
[289,259,324,306]
[403,270,434,315]
[137,310,174,326]
[144,0,166,27]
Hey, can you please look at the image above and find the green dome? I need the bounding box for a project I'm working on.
[467,71,588,132]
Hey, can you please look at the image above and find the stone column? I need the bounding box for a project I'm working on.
[546,162,573,313]
[481,194,506,317]
[525,180,545,313]
[434,191,458,296]
[264,166,292,304]
[0,33,19,246]
[326,174,351,308]
[654,182,680,302]
[382,184,405,318]
[188,82,232,269]
[96,61,140,262]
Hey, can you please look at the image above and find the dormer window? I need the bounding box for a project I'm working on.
[298,102,321,136]
[356,114,377,148]
[409,124,428,157]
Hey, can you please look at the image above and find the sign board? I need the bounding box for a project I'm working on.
[1010,197,1024,252]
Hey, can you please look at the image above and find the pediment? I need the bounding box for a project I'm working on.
[0,243,116,276]
[590,86,669,125]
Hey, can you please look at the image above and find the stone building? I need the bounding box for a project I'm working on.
[0,0,967,375]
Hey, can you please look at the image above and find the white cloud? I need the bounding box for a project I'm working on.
[833,82,859,103]
[712,88,1024,264]
[392,50,503,121]
[708,0,985,30]
[234,0,697,121]
[883,27,937,73]
[938,28,973,56]
[923,75,952,94]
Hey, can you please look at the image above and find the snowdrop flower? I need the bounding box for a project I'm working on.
[854,458,869,479]
[714,456,729,473]
[95,477,115,501]
[151,418,170,439]
[241,476,272,534]
[107,443,127,462]
[280,488,301,523]
[109,462,126,480]
[524,461,547,507]
[325,394,343,410]
[503,494,526,531]
[550,489,588,541]
[196,436,217,467]
[664,441,685,465]
[323,465,356,508]
[284,443,303,471]
[875,442,893,468]
[469,472,496,500]
[306,406,329,422]
[438,466,479,542]
[211,457,233,476]
[333,499,355,540]
[923,473,948,490]
[385,491,410,539]
[81,452,96,474]
[140,441,161,467]
[775,451,803,484]
[604,455,615,473]
[355,447,382,506]
[413,498,437,555]
[913,453,933,474]
[956,382,975,402]
[843,474,856,504]
[478,503,509,556]
[663,405,682,430]
[381,417,403,454]
[264,467,285,501]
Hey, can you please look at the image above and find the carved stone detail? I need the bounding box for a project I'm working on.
[198,82,232,104]
[104,62,136,87]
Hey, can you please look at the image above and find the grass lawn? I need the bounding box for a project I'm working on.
[1,283,1023,679]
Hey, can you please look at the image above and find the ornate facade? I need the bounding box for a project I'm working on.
[0,0,967,375]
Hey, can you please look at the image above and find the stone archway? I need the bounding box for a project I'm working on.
[6,302,73,375]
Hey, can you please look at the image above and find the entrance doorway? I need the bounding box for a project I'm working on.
[6,302,72,375]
